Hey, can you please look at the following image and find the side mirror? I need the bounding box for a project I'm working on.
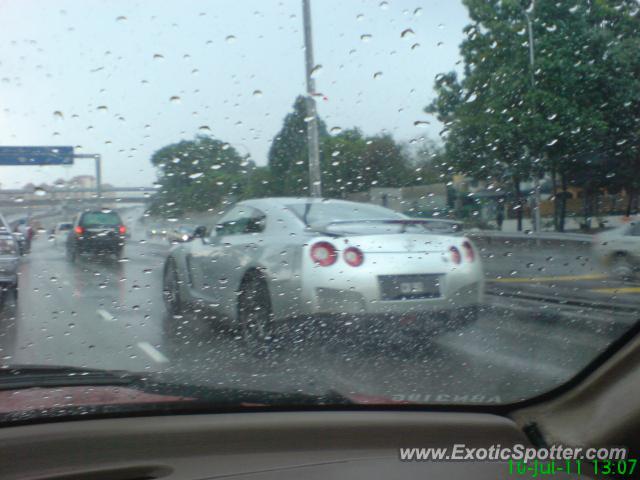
[193,225,207,238]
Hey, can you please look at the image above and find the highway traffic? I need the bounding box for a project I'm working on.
[0,206,636,404]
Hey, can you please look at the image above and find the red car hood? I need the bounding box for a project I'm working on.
[0,386,193,413]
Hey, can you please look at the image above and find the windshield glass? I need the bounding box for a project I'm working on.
[80,212,122,227]
[288,202,405,225]
[0,0,639,420]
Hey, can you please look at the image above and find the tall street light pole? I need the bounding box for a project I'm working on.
[302,0,322,197]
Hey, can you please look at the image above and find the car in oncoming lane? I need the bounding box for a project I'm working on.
[163,198,484,353]
[66,210,127,262]
[592,221,640,278]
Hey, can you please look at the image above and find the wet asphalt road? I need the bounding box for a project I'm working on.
[0,219,638,405]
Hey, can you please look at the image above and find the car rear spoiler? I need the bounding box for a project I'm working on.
[307,219,463,235]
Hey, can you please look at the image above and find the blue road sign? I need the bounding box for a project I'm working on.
[0,146,74,165]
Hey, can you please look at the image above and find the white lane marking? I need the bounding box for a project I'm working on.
[137,341,169,363]
[97,309,117,322]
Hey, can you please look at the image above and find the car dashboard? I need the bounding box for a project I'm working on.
[0,410,591,480]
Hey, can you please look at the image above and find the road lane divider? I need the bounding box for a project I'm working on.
[137,341,169,363]
[96,309,117,322]
[590,287,640,294]
[490,273,607,283]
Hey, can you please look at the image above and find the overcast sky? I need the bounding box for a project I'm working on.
[0,0,469,189]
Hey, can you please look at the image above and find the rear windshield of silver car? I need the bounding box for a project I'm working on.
[287,203,405,226]
[80,212,121,227]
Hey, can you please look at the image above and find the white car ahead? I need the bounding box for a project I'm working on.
[163,198,484,353]
[592,222,640,278]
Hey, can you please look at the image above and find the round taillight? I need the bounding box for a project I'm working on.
[450,246,461,265]
[462,241,475,262]
[119,225,127,235]
[343,246,364,267]
[74,226,84,235]
[310,241,337,266]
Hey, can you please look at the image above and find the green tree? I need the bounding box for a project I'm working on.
[319,129,415,197]
[239,166,279,199]
[267,95,328,196]
[408,139,449,186]
[427,0,640,231]
[149,135,247,216]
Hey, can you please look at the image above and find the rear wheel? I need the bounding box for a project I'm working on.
[237,273,275,357]
[611,253,636,280]
[162,259,183,315]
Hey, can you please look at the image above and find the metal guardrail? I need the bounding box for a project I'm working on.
[467,230,592,246]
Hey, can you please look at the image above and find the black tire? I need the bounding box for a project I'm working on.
[163,259,183,315]
[0,284,18,312]
[611,253,636,280]
[237,273,276,357]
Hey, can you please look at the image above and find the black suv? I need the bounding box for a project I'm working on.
[66,210,126,261]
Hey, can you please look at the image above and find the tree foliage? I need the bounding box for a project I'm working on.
[427,0,640,229]
[148,136,248,216]
[267,95,328,196]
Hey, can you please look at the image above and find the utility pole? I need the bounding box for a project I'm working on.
[302,0,322,197]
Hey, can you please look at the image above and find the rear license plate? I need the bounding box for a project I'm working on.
[378,274,441,300]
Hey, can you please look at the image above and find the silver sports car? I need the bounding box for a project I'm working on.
[163,198,484,351]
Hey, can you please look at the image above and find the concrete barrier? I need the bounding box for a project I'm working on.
[467,230,592,249]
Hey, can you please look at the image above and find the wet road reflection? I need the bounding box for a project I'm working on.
[0,232,636,404]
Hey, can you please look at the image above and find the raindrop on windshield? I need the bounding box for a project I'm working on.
[169,96,181,104]
[225,35,237,43]
[360,34,372,42]
[252,89,263,97]
[53,110,64,119]
[401,28,415,39]
[153,53,164,61]
[414,120,430,128]
[373,71,383,79]
[198,125,211,132]
[96,105,108,112]
[310,64,323,77]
